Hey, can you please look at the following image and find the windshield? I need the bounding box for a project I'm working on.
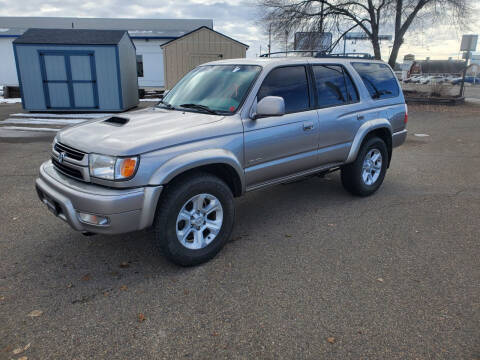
[160,65,261,114]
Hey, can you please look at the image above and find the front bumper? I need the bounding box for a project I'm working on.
[35,161,163,235]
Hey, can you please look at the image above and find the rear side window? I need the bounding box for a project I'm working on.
[312,65,359,107]
[258,66,310,113]
[352,62,399,100]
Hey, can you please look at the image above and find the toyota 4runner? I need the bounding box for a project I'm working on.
[36,57,407,266]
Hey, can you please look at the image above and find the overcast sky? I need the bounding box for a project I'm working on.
[0,0,478,61]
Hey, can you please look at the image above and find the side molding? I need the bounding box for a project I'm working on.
[148,149,245,191]
[346,118,392,163]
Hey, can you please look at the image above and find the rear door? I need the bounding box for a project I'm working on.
[243,65,319,188]
[40,51,98,110]
[312,64,363,163]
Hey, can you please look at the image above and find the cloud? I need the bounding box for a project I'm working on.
[0,0,477,60]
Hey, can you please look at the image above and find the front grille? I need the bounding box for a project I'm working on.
[52,157,84,181]
[54,142,85,161]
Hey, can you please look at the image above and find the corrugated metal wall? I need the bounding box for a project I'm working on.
[162,27,247,89]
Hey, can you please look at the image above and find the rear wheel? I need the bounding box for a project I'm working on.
[341,136,388,196]
[153,173,235,266]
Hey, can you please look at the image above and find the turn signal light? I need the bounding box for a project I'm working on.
[121,158,137,178]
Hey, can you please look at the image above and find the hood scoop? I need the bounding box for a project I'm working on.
[103,116,130,126]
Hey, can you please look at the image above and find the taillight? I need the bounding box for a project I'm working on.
[404,105,408,124]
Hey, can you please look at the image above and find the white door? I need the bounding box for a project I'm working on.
[135,40,165,88]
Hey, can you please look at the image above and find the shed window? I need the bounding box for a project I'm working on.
[136,55,144,77]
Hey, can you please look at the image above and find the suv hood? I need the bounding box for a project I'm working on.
[56,107,226,156]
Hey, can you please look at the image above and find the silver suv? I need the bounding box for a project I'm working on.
[36,57,407,266]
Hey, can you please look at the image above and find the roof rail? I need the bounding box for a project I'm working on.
[259,50,318,57]
[259,50,374,59]
[315,52,374,59]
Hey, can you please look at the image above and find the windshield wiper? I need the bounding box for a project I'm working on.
[156,99,175,110]
[179,103,219,115]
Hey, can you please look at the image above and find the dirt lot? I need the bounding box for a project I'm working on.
[0,103,479,359]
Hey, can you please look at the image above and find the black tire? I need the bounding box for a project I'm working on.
[153,172,235,266]
[341,136,388,197]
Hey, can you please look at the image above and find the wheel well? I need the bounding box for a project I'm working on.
[165,164,243,197]
[364,128,392,167]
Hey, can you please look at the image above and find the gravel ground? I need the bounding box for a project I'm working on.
[0,104,479,359]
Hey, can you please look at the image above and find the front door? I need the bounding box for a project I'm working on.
[40,51,98,110]
[243,65,319,189]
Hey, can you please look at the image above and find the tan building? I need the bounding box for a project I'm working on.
[161,26,248,89]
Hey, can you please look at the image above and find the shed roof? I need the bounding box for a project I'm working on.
[161,26,249,49]
[13,28,128,45]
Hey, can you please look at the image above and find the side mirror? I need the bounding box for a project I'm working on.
[254,96,285,119]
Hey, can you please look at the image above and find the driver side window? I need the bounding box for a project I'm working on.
[257,66,310,114]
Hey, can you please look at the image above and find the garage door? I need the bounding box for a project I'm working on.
[39,51,99,110]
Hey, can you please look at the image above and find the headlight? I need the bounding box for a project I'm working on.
[89,154,138,180]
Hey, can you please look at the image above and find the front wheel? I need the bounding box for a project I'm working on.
[341,137,388,197]
[153,173,235,266]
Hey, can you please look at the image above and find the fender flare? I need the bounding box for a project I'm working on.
[346,118,392,163]
[148,148,245,191]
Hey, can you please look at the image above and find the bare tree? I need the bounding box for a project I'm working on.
[258,0,472,66]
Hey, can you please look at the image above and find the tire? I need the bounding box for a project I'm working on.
[341,136,388,197]
[153,172,235,266]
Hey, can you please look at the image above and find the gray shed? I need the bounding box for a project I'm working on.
[13,28,139,112]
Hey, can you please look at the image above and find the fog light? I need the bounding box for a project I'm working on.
[77,212,109,226]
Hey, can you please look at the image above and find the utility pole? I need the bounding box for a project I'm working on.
[268,24,272,57]
[285,30,288,56]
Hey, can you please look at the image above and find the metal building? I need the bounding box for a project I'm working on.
[161,26,249,89]
[13,28,138,112]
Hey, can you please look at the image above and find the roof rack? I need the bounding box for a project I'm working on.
[259,50,374,59]
[315,52,374,59]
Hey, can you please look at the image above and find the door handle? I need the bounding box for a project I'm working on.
[357,114,365,121]
[303,122,314,131]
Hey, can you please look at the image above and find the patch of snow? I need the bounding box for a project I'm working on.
[0,97,22,104]
[0,126,59,132]
[2,118,85,125]
[11,113,112,119]
[414,133,430,137]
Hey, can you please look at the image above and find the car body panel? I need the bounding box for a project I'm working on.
[243,109,320,187]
